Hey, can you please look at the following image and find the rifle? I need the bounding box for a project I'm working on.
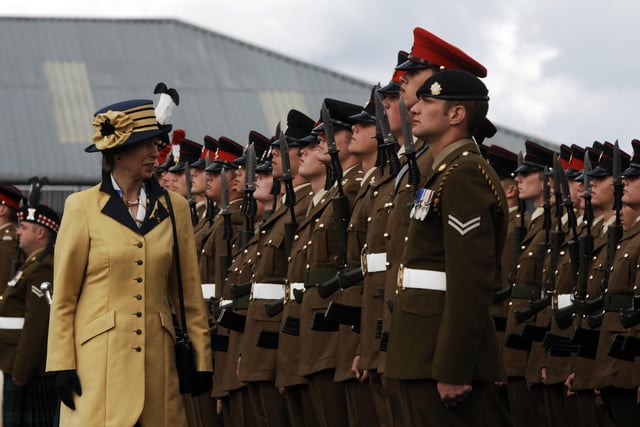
[184,161,199,226]
[262,178,278,223]
[321,102,350,272]
[552,156,582,329]
[620,295,640,327]
[238,143,257,249]
[515,169,552,323]
[399,97,420,188]
[278,127,298,256]
[373,88,400,176]
[218,168,233,295]
[494,151,527,304]
[585,141,624,329]
[263,126,299,318]
[317,268,364,299]
[568,152,598,359]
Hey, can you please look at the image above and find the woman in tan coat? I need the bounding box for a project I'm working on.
[46,99,212,427]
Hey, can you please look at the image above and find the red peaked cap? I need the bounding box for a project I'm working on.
[398,27,487,77]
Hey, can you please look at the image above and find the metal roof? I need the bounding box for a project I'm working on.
[0,17,558,185]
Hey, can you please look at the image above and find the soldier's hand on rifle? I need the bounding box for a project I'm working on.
[541,367,547,384]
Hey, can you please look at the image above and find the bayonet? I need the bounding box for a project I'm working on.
[239,143,257,249]
[374,88,400,175]
[373,88,388,176]
[278,129,298,255]
[321,102,344,195]
[184,161,198,226]
[245,143,257,193]
[219,167,233,293]
[399,97,420,187]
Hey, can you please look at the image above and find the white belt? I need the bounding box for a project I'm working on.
[252,283,285,300]
[201,283,216,299]
[399,267,447,291]
[0,316,24,330]
[289,282,304,300]
[362,252,387,273]
[557,294,573,310]
[219,299,233,307]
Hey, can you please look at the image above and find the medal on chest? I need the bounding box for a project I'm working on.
[410,188,435,221]
[7,270,23,287]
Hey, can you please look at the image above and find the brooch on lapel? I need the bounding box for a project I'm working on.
[410,188,435,221]
[148,201,160,223]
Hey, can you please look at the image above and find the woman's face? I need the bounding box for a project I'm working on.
[115,139,159,180]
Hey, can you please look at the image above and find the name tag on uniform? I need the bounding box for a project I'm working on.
[410,188,435,221]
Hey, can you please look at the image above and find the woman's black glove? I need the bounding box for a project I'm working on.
[54,370,82,410]
[191,371,213,396]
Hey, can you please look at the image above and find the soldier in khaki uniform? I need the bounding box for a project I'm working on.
[582,142,639,426]
[502,140,555,427]
[0,185,24,425]
[201,136,247,423]
[385,70,509,426]
[0,204,59,427]
[538,144,585,427]
[484,144,522,414]
[0,185,24,297]
[326,90,379,426]
[272,111,319,427]
[296,98,363,427]
[375,29,490,420]
[354,54,405,427]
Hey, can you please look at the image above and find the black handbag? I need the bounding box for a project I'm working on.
[165,193,199,394]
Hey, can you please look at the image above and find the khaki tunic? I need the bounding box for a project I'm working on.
[380,140,434,374]
[359,172,395,372]
[385,139,507,383]
[0,248,52,381]
[572,218,610,390]
[0,222,21,297]
[591,219,640,389]
[297,165,363,378]
[238,184,312,383]
[47,179,212,427]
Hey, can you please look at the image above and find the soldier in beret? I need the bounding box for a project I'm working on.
[0,204,59,427]
[385,70,510,426]
[377,29,492,424]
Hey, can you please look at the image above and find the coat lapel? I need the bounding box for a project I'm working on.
[100,175,169,235]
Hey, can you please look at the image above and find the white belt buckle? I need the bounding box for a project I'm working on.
[201,283,216,299]
[557,294,573,310]
[402,268,447,291]
[252,283,286,300]
[365,253,387,273]
[0,316,25,330]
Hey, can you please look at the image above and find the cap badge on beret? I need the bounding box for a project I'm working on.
[26,208,36,221]
[92,111,135,151]
[430,82,442,96]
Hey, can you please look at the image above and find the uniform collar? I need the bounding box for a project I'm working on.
[431,138,477,171]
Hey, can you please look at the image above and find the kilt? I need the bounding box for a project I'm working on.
[3,373,57,427]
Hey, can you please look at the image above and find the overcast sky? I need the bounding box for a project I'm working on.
[2,0,639,152]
